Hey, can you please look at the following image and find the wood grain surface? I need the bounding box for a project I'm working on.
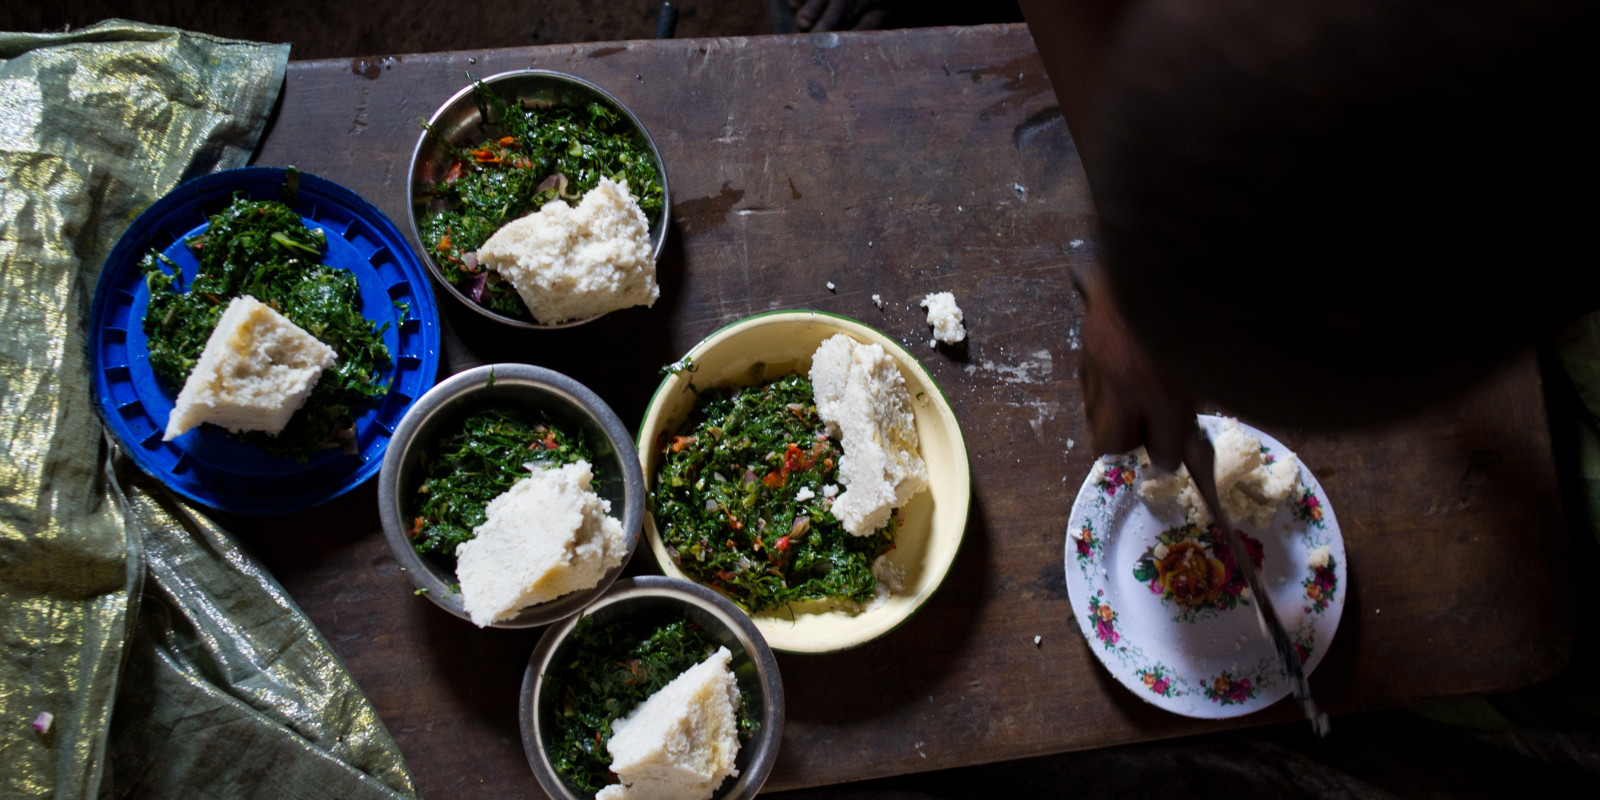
[227,24,1574,798]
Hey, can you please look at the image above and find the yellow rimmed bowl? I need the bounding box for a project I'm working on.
[637,310,972,653]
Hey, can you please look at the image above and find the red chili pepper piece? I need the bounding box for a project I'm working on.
[783,443,804,475]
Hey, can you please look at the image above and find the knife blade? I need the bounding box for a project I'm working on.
[1186,425,1330,737]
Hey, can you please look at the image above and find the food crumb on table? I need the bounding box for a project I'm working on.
[921,291,967,346]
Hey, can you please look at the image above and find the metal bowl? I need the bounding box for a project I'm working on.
[520,576,784,800]
[377,363,643,627]
[637,310,973,653]
[407,70,670,330]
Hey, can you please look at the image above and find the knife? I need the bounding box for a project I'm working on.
[1186,425,1330,737]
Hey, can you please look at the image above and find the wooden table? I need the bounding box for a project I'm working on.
[233,23,1574,798]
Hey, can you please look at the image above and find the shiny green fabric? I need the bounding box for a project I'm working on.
[0,20,414,799]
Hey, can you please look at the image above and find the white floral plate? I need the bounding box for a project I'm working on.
[1064,415,1346,718]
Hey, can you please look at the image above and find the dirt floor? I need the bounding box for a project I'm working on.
[1,1,1020,60]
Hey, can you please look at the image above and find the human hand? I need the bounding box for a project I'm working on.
[788,0,888,32]
[1075,264,1196,471]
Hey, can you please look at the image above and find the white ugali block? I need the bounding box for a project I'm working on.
[476,176,658,324]
[808,333,928,536]
[164,294,337,440]
[598,646,741,800]
[455,460,626,626]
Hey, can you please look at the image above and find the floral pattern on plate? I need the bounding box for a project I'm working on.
[1203,659,1277,706]
[1131,524,1265,624]
[1064,415,1347,719]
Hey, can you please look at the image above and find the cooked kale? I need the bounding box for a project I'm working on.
[650,375,897,612]
[408,408,594,557]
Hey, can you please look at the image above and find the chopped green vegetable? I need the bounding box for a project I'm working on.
[418,81,664,321]
[649,375,897,612]
[544,612,756,794]
[140,196,392,461]
[408,408,594,557]
[659,356,697,376]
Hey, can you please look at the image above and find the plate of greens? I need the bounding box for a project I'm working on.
[407,70,668,328]
[90,167,441,514]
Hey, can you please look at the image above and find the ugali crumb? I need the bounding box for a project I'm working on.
[920,291,967,344]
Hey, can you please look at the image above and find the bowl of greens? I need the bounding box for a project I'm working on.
[638,310,972,654]
[521,576,783,800]
[89,167,441,514]
[377,363,644,627]
[408,70,669,329]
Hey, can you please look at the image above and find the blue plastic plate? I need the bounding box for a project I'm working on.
[90,167,442,515]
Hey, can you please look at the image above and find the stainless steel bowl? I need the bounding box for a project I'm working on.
[407,70,670,330]
[377,363,643,627]
[520,576,784,800]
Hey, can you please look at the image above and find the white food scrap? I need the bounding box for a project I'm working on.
[920,291,967,345]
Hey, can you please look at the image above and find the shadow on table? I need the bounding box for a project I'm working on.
[776,494,993,728]
[430,217,691,431]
